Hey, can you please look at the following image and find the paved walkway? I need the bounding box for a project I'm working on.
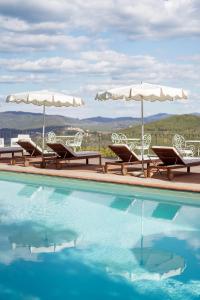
[0,158,200,193]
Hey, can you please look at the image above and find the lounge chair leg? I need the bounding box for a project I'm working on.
[187,166,190,173]
[104,163,109,173]
[167,169,174,181]
[86,158,89,165]
[122,165,127,176]
[40,161,46,168]
[55,158,61,169]
[56,162,62,169]
[147,167,151,178]
[24,160,29,167]
[144,163,150,178]
[99,156,102,166]
[11,158,16,165]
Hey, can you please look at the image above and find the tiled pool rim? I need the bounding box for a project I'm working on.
[0,164,200,194]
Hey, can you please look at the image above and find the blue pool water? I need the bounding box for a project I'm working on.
[0,171,199,300]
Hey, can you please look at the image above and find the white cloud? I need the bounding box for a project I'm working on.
[0,15,66,33]
[0,1,200,117]
[0,74,58,84]
[1,50,199,87]
[0,31,89,52]
[1,0,200,40]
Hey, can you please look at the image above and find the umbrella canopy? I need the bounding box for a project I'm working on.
[95,82,188,172]
[95,83,187,101]
[6,90,84,107]
[6,90,84,150]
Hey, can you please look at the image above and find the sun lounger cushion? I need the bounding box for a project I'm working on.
[47,143,100,159]
[109,144,154,162]
[152,146,200,166]
[17,139,43,156]
[151,146,184,165]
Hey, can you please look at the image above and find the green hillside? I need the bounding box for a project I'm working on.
[93,114,200,156]
[121,114,200,135]
[119,114,200,146]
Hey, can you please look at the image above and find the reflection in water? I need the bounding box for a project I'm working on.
[106,247,185,281]
[4,223,78,254]
[132,247,185,280]
[0,174,199,299]
[96,199,187,283]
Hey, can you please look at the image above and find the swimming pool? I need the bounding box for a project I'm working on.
[0,171,199,300]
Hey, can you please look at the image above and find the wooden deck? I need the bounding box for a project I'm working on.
[0,156,200,193]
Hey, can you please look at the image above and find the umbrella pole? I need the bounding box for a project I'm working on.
[42,104,46,152]
[141,98,144,173]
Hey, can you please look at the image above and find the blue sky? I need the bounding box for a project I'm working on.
[0,0,200,118]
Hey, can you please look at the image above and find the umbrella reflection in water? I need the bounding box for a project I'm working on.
[106,200,185,281]
[9,224,79,254]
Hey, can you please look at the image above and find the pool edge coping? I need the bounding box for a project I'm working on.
[0,167,200,194]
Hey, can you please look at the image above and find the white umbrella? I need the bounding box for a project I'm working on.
[6,90,84,150]
[95,82,188,172]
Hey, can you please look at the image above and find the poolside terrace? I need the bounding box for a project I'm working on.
[0,157,200,193]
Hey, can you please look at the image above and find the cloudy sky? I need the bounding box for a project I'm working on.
[0,0,200,118]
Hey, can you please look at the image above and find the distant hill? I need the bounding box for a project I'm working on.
[0,111,78,130]
[0,111,172,131]
[122,114,200,133]
[83,116,136,123]
[1,112,199,148]
[84,113,171,124]
[120,114,200,145]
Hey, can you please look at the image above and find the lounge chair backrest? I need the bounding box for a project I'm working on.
[0,138,4,148]
[47,143,75,159]
[109,144,139,162]
[151,146,185,165]
[17,139,43,156]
